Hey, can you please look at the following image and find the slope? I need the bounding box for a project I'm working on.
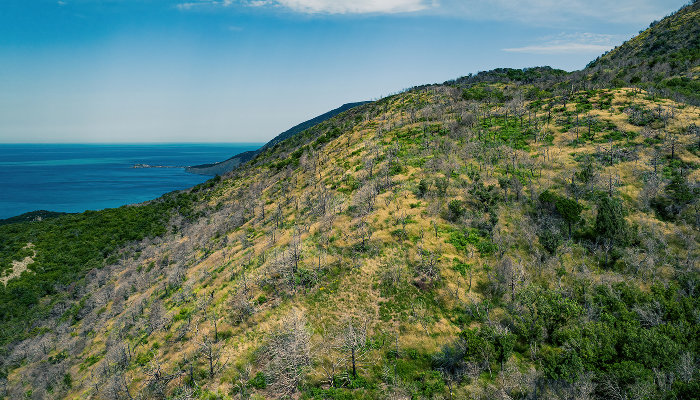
[0,5,699,400]
[582,1,700,104]
[2,81,698,400]
[186,102,369,176]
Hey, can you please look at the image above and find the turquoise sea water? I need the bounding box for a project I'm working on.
[0,143,262,219]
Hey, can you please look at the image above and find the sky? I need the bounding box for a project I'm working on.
[0,0,689,143]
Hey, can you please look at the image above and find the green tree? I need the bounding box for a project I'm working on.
[417,179,429,198]
[595,195,628,247]
[62,373,73,389]
[538,229,561,254]
[651,172,695,220]
[555,196,583,238]
[539,190,583,239]
[494,331,516,370]
[460,328,496,377]
[446,199,466,222]
[435,177,448,197]
[541,347,584,382]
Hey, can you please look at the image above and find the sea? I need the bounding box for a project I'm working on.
[0,143,262,220]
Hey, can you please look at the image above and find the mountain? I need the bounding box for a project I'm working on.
[184,149,258,176]
[185,102,369,176]
[0,4,699,400]
[582,1,700,104]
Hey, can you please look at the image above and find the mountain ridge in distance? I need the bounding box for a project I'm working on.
[186,101,370,176]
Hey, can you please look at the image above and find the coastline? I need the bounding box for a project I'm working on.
[0,143,262,219]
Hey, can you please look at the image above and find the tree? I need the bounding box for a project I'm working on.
[494,328,516,371]
[148,299,167,333]
[651,171,695,220]
[432,343,466,400]
[415,247,441,286]
[555,196,583,238]
[435,177,448,197]
[340,317,369,379]
[460,328,495,377]
[195,324,227,379]
[355,219,373,252]
[539,190,582,238]
[417,179,429,198]
[229,284,255,326]
[143,355,183,399]
[595,195,629,248]
[495,256,524,300]
[264,309,311,397]
[446,199,466,222]
[539,227,562,255]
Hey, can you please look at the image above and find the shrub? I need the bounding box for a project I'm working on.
[595,195,629,246]
[445,200,465,222]
[249,372,267,389]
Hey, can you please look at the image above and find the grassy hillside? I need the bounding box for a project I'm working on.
[2,81,698,399]
[582,1,700,104]
[0,4,699,400]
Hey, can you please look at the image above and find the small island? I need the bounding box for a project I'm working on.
[132,163,185,169]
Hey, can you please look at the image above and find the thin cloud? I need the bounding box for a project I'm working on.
[275,0,431,14]
[177,0,234,11]
[177,0,433,14]
[434,0,685,25]
[503,32,621,54]
[248,0,273,6]
[503,43,613,54]
[175,0,683,22]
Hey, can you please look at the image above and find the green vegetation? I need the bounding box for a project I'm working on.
[0,3,699,399]
[0,188,215,346]
[584,1,700,105]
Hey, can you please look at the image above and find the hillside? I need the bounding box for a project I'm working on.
[581,1,700,104]
[186,102,369,176]
[1,4,699,400]
[0,210,69,226]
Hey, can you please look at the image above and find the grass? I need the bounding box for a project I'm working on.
[2,81,699,399]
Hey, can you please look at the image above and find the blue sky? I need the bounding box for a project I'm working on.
[0,0,688,143]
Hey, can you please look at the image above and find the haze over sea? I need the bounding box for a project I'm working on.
[0,143,261,220]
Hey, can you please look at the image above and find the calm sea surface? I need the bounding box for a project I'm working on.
[0,143,262,219]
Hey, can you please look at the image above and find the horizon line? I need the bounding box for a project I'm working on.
[0,141,267,145]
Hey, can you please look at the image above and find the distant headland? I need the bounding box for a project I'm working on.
[185,101,369,176]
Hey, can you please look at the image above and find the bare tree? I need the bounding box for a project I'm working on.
[195,324,227,379]
[230,364,253,400]
[352,181,379,216]
[496,256,525,301]
[339,317,370,380]
[148,299,167,333]
[290,227,302,275]
[414,245,441,287]
[229,284,256,326]
[316,315,373,387]
[676,351,696,384]
[264,309,311,397]
[355,218,373,252]
[317,328,347,387]
[143,355,183,400]
[103,372,137,400]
